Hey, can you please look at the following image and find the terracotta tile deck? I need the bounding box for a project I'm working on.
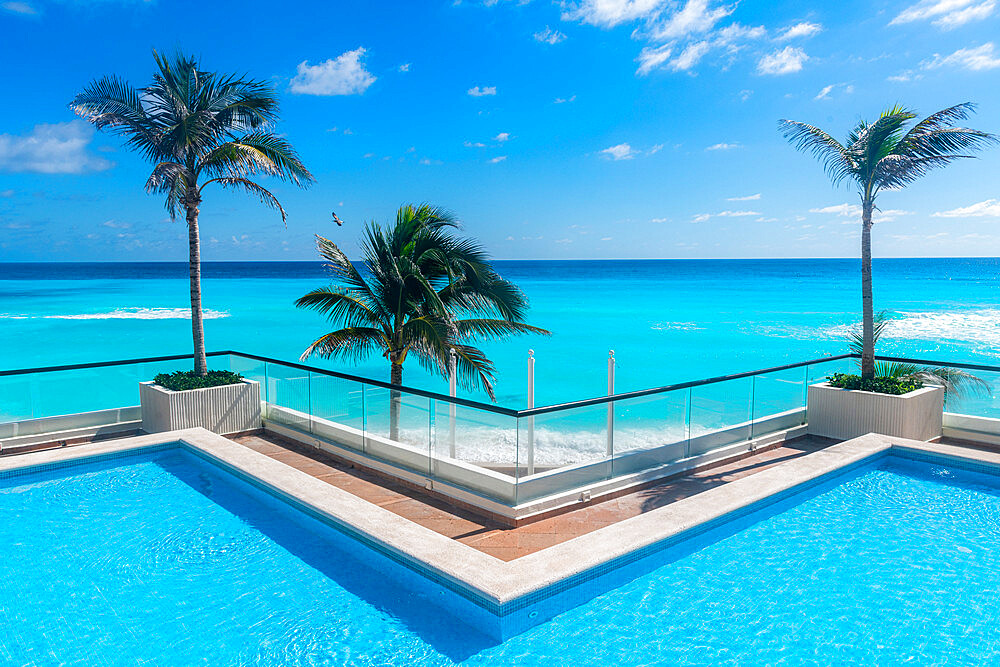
[229,431,838,561]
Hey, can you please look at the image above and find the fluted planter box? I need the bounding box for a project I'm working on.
[139,379,261,435]
[806,382,943,441]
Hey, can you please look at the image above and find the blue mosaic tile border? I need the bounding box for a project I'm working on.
[0,442,177,482]
[891,446,1000,476]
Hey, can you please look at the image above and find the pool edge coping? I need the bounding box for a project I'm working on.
[3,430,995,611]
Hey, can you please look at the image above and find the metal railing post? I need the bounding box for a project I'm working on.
[607,350,615,458]
[526,350,535,476]
[448,349,457,458]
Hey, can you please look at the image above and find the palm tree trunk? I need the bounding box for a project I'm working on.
[860,199,875,379]
[185,201,208,377]
[390,361,403,441]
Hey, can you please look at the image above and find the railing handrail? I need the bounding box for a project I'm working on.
[517,353,857,417]
[3,350,998,419]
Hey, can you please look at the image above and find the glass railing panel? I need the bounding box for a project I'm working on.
[751,366,809,438]
[933,367,1000,422]
[0,375,35,424]
[308,373,365,451]
[430,401,517,500]
[29,364,141,419]
[363,387,432,474]
[806,356,857,386]
[263,363,310,432]
[611,389,689,477]
[516,404,610,504]
[688,377,753,456]
[226,354,267,388]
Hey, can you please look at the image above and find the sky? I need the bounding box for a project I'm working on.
[1,0,999,261]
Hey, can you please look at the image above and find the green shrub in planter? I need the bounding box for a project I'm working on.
[827,372,922,396]
[153,370,244,392]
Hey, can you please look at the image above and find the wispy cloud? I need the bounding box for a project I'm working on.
[757,46,808,74]
[706,142,741,151]
[600,143,637,160]
[776,22,822,40]
[488,155,508,163]
[727,193,760,201]
[810,203,911,222]
[290,48,376,95]
[933,198,1000,217]
[494,132,510,142]
[0,121,113,174]
[922,42,1000,70]
[534,26,567,44]
[554,95,577,104]
[2,1,37,15]
[891,0,996,29]
[815,82,854,99]
[467,85,497,96]
[693,209,761,221]
[398,63,411,73]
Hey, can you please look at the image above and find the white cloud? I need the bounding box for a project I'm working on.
[0,121,113,174]
[757,46,808,74]
[651,0,733,40]
[727,193,760,201]
[647,143,664,154]
[464,140,486,148]
[600,143,637,160]
[776,22,822,40]
[601,236,613,241]
[636,44,673,75]
[398,63,411,73]
[670,41,712,70]
[693,210,760,221]
[891,0,996,29]
[494,132,510,142]
[810,203,911,222]
[933,198,1000,217]
[651,217,669,223]
[922,42,1000,70]
[554,95,577,103]
[562,0,665,28]
[815,82,854,99]
[2,1,36,14]
[102,220,131,229]
[467,85,497,96]
[739,89,753,101]
[488,155,507,163]
[290,48,376,96]
[706,142,741,150]
[534,26,567,44]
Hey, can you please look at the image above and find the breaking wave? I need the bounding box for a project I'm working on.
[0,307,230,320]
[825,309,1000,347]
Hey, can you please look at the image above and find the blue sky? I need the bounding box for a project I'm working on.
[1,0,999,261]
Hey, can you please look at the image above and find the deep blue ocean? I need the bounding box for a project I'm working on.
[1,258,999,408]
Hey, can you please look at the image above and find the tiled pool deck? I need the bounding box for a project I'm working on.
[229,431,838,561]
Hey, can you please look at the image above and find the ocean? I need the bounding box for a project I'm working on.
[2,258,999,411]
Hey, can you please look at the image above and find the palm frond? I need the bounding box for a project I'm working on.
[199,177,287,222]
[300,327,386,362]
[778,119,855,185]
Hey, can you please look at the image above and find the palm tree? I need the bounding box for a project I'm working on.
[72,51,314,376]
[780,104,995,379]
[846,311,990,404]
[296,203,549,439]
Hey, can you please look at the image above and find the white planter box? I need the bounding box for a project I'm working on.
[807,382,943,441]
[139,380,261,435]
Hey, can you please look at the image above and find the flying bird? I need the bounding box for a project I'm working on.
[331,211,344,227]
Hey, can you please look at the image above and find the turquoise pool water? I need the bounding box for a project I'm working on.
[3,447,1000,665]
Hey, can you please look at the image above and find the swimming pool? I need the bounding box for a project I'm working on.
[2,440,999,664]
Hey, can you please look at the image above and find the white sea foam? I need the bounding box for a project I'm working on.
[650,321,704,331]
[825,309,1000,347]
[0,308,230,321]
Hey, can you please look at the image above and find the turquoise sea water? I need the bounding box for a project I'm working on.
[2,258,999,408]
[3,446,1000,664]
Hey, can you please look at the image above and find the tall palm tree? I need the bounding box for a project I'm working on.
[72,51,314,376]
[780,104,995,378]
[296,203,549,439]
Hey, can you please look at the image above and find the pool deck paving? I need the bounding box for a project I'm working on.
[229,431,837,561]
